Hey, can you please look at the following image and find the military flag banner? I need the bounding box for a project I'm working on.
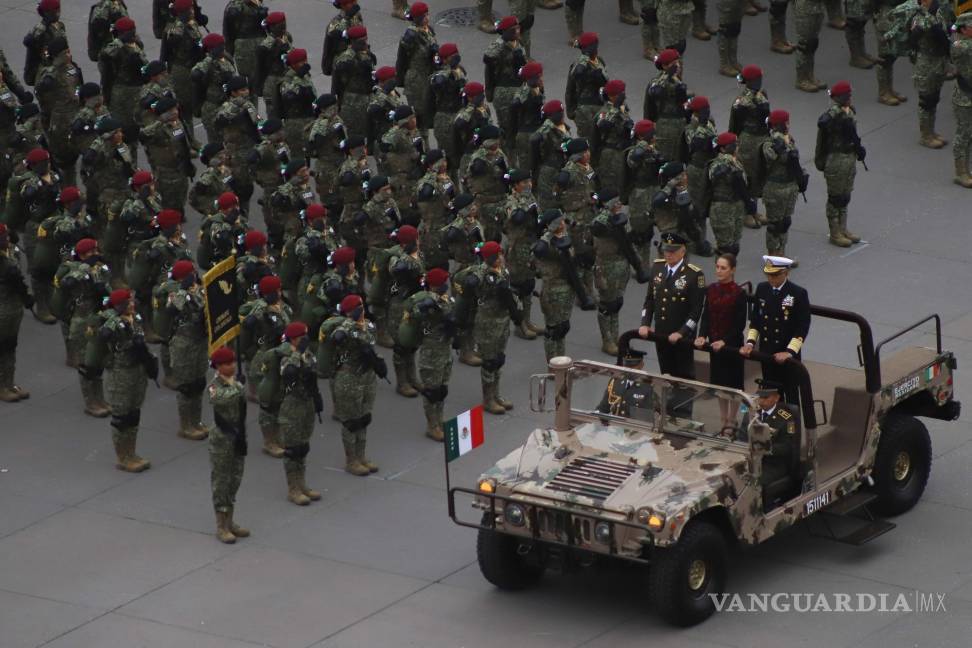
[203,255,240,355]
[445,405,485,462]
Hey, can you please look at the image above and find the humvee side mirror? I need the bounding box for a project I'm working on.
[530,373,555,413]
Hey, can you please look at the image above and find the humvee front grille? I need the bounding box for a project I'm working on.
[545,456,639,502]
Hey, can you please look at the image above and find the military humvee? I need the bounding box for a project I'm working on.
[448,306,960,626]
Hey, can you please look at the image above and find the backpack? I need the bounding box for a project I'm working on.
[152,280,179,341]
[255,344,285,406]
[315,315,348,379]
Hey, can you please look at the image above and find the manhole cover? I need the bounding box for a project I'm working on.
[434,7,499,27]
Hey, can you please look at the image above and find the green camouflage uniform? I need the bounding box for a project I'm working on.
[208,373,247,513]
[641,0,662,55]
[952,34,972,174]
[415,169,455,269]
[248,134,289,246]
[387,249,425,395]
[509,84,544,170]
[270,176,316,249]
[190,53,239,143]
[565,53,607,140]
[23,19,65,87]
[98,38,148,149]
[451,104,494,178]
[161,283,210,435]
[471,262,519,411]
[162,17,204,125]
[0,78,26,213]
[464,147,510,242]
[321,9,363,76]
[361,193,401,341]
[716,0,744,72]
[428,65,466,171]
[214,95,260,212]
[305,109,347,199]
[643,68,688,161]
[110,192,160,286]
[329,317,381,470]
[34,54,82,184]
[760,130,805,255]
[134,78,177,132]
[532,230,591,360]
[87,0,128,63]
[624,138,665,262]
[188,163,234,220]
[554,159,598,294]
[658,0,694,50]
[591,207,639,351]
[401,289,455,439]
[814,103,864,242]
[503,189,540,330]
[728,87,770,201]
[198,210,247,269]
[277,342,322,494]
[379,123,423,206]
[54,257,110,410]
[366,86,407,154]
[396,25,438,134]
[0,247,31,396]
[300,264,355,342]
[483,38,527,150]
[70,103,109,173]
[223,0,266,95]
[680,115,717,218]
[240,297,291,450]
[80,136,134,243]
[910,4,950,140]
[18,170,61,308]
[509,0,539,56]
[443,211,484,358]
[593,101,634,195]
[139,116,198,209]
[794,0,825,88]
[705,151,748,254]
[530,119,569,206]
[332,47,377,139]
[278,67,317,158]
[236,252,276,303]
[257,31,292,119]
[294,225,342,298]
[335,155,370,260]
[873,0,904,100]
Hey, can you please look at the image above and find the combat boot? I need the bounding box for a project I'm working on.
[391,0,408,20]
[755,210,768,226]
[919,115,945,149]
[356,438,379,473]
[82,379,110,417]
[343,440,370,476]
[795,70,819,93]
[426,422,444,441]
[115,437,151,472]
[394,362,418,397]
[743,213,761,229]
[877,68,900,106]
[691,16,710,40]
[482,380,506,415]
[297,468,322,501]
[718,38,737,77]
[126,438,151,472]
[177,396,208,440]
[839,214,861,244]
[31,280,56,324]
[261,424,285,458]
[0,387,20,402]
[770,21,795,54]
[514,320,537,340]
[286,470,311,505]
[406,362,424,393]
[619,0,640,24]
[846,29,874,69]
[228,507,250,538]
[162,373,179,390]
[827,219,853,247]
[495,391,514,411]
[954,158,972,188]
[215,511,236,543]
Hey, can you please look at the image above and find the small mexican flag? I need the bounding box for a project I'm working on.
[445,405,484,462]
[926,364,941,381]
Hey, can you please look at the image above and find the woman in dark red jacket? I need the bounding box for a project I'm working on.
[695,253,748,425]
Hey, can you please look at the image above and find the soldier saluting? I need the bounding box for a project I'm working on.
[740,255,810,405]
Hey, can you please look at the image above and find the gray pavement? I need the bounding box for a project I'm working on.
[1,1,972,646]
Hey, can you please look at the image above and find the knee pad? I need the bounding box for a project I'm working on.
[641,7,658,24]
[769,1,788,18]
[597,296,624,316]
[720,21,742,38]
[827,193,851,208]
[0,336,19,353]
[110,414,125,429]
[260,402,281,415]
[481,353,506,371]
[799,37,819,54]
[767,216,792,235]
[879,54,896,68]
[918,92,940,111]
[422,384,449,402]
[512,277,536,297]
[284,443,310,459]
[113,409,140,428]
[845,17,866,33]
[546,320,570,341]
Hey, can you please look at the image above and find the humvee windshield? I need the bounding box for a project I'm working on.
[566,363,754,443]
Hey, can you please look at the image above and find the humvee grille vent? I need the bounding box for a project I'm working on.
[545,457,638,501]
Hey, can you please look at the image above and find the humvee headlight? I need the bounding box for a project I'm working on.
[504,503,525,526]
[477,478,496,494]
[637,507,666,531]
[594,522,612,544]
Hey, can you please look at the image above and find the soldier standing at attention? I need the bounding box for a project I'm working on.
[191,33,239,145]
[740,255,810,406]
[502,168,542,340]
[814,81,864,248]
[367,67,407,154]
[952,13,972,188]
[531,209,596,361]
[139,96,198,210]
[34,37,81,185]
[658,0,693,54]
[207,346,249,544]
[161,0,205,128]
[593,79,633,196]
[508,62,545,170]
[69,83,106,175]
[443,194,484,367]
[134,61,176,133]
[188,143,235,221]
[322,0,364,77]
[23,0,66,88]
[638,232,704,380]
[729,64,771,229]
[644,48,688,162]
[554,138,598,295]
[565,32,607,141]
[464,124,510,243]
[428,43,466,173]
[379,105,423,211]
[909,0,950,149]
[80,116,133,247]
[767,0,794,55]
[328,294,387,475]
[399,267,456,441]
[56,237,110,416]
[276,322,324,506]
[19,148,62,324]
[793,0,827,93]
[222,0,268,96]
[590,190,647,355]
[255,11,291,121]
[278,49,317,158]
[247,118,289,251]
[87,288,157,472]
[716,0,745,76]
[396,2,437,142]
[843,0,879,69]
[214,76,260,214]
[98,17,147,156]
[414,150,455,271]
[386,225,425,398]
[484,16,527,150]
[705,131,753,256]
[88,0,129,64]
[624,119,664,264]
[154,0,208,40]
[652,161,712,254]
[760,109,807,261]
[332,26,377,140]
[306,94,347,208]
[0,224,34,403]
[530,100,570,207]
[679,95,717,219]
[873,0,908,106]
[359,175,401,347]
[451,82,494,179]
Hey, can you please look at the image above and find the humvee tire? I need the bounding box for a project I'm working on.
[871,414,932,516]
[649,520,728,626]
[477,515,545,590]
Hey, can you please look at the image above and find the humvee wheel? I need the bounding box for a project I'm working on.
[649,521,728,626]
[871,414,932,516]
[477,515,545,590]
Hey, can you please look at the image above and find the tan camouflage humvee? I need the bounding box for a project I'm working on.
[449,313,960,626]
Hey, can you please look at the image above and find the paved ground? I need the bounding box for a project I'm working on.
[2,1,971,646]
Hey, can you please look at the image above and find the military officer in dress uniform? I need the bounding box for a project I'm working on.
[740,255,810,405]
[597,349,656,422]
[638,232,704,381]
[752,379,799,510]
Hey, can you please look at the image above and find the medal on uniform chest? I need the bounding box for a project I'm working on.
[674,275,687,291]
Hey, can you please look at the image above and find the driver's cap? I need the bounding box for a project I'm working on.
[755,379,784,398]
[762,254,793,274]
[621,348,646,368]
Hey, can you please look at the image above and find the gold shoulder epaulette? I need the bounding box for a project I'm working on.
[687,263,701,272]
[778,409,792,420]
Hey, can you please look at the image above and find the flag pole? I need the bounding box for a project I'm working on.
[443,410,453,518]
